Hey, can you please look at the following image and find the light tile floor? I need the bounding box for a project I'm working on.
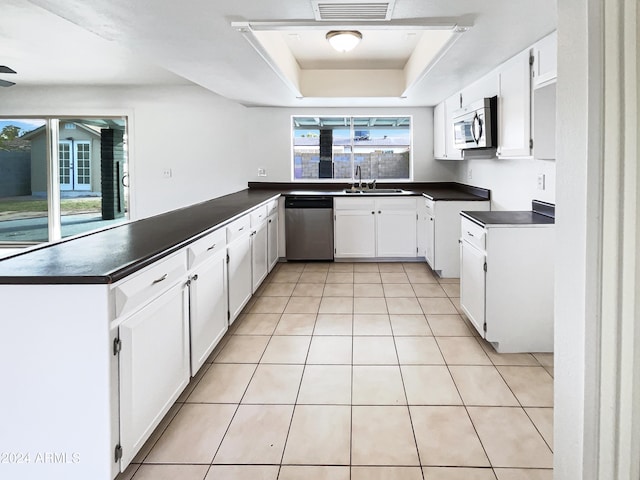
[118,261,553,480]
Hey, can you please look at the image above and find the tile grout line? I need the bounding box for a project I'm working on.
[431,325,495,472]
[390,262,426,479]
[275,268,320,480]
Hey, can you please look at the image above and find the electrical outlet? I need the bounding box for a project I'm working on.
[258,168,267,177]
[162,168,172,179]
[467,168,473,180]
[537,174,545,190]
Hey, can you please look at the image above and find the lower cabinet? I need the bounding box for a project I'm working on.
[460,216,555,353]
[188,250,228,375]
[118,280,190,468]
[334,197,417,259]
[424,198,490,278]
[334,208,376,258]
[227,215,253,323]
[267,210,279,271]
[251,216,269,293]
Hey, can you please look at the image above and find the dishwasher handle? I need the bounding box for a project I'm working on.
[285,196,334,209]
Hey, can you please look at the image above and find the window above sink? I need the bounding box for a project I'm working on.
[291,115,413,183]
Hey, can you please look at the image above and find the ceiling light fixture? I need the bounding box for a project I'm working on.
[326,30,362,52]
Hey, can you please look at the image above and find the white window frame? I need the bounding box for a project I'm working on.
[290,115,414,182]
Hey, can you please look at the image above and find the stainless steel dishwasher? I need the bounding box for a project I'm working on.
[285,196,334,260]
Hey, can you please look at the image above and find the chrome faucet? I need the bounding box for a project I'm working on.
[355,165,362,188]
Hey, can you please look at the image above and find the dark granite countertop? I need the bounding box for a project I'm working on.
[461,210,555,226]
[248,182,490,202]
[0,189,279,285]
[0,182,491,285]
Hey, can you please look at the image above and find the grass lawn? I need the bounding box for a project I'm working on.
[0,198,102,214]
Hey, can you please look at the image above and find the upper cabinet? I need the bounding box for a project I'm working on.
[433,102,446,159]
[433,31,557,162]
[497,49,533,159]
[433,94,463,160]
[532,31,558,88]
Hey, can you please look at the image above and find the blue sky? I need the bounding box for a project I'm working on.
[0,119,45,135]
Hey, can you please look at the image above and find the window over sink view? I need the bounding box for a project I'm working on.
[291,115,412,181]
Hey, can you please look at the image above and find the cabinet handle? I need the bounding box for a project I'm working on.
[238,226,245,231]
[268,219,272,223]
[152,273,168,285]
[207,243,217,251]
[371,211,375,214]
[378,211,382,214]
[192,274,198,281]
[467,232,474,237]
[430,218,433,221]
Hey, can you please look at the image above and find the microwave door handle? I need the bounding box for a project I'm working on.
[472,113,483,145]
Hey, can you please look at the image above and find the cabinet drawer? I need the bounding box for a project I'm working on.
[187,228,226,269]
[226,215,251,243]
[334,197,375,210]
[114,250,187,317]
[424,198,435,216]
[461,217,486,250]
[266,199,278,216]
[250,205,268,227]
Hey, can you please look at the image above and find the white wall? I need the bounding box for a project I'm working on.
[458,157,556,210]
[0,85,250,219]
[243,107,458,183]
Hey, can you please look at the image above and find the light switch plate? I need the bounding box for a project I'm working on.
[258,168,267,177]
[162,168,172,178]
[537,174,545,190]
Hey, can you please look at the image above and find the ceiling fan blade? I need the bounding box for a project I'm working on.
[0,66,17,74]
[0,79,16,87]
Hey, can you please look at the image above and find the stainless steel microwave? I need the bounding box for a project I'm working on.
[453,96,497,150]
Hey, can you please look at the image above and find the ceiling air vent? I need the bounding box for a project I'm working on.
[312,0,396,21]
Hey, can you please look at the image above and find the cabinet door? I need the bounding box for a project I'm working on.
[444,94,464,160]
[533,31,557,87]
[497,49,532,158]
[251,220,268,293]
[460,240,486,337]
[267,212,279,272]
[334,210,376,258]
[376,209,417,257]
[425,214,435,268]
[189,251,227,375]
[433,102,446,159]
[227,233,252,323]
[119,282,189,468]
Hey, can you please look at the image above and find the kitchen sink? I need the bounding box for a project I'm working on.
[344,188,406,194]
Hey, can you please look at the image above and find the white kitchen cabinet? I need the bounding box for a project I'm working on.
[334,207,376,258]
[187,228,228,375]
[424,198,490,278]
[267,211,279,272]
[533,81,556,160]
[497,49,532,158]
[227,215,253,323]
[118,276,190,468]
[251,219,268,293]
[433,102,446,159]
[444,94,464,160]
[459,215,554,353]
[334,197,417,259]
[532,30,557,88]
[376,197,418,257]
